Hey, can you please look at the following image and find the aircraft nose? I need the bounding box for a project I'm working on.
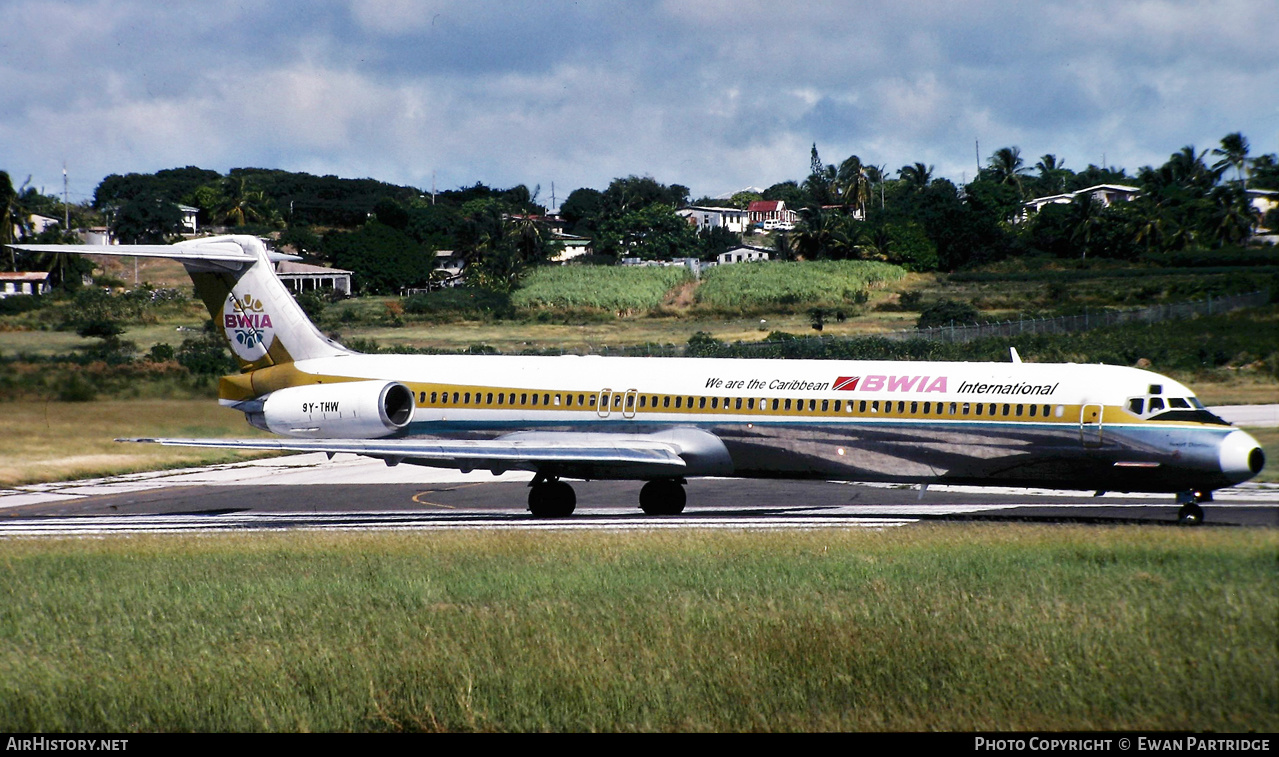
[1219,429,1265,483]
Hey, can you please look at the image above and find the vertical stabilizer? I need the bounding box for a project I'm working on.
[180,236,350,370]
[6,235,351,371]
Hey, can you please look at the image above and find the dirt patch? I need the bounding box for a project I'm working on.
[663,280,700,309]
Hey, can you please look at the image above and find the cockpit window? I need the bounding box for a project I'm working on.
[1190,397,1205,409]
[1169,398,1190,409]
[1149,384,1162,395]
[1148,398,1165,412]
[1128,398,1144,414]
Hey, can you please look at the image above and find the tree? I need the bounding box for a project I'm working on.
[1,171,25,269]
[111,197,184,243]
[216,176,279,228]
[324,222,434,294]
[897,163,934,192]
[1212,132,1252,187]
[1034,154,1070,194]
[987,146,1032,197]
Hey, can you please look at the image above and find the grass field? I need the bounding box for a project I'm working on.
[0,400,276,487]
[0,526,1273,732]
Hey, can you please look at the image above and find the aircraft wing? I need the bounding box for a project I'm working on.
[119,434,690,476]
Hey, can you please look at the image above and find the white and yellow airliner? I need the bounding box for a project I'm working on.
[11,235,1265,523]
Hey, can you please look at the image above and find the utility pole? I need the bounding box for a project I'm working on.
[63,162,69,230]
[975,139,982,177]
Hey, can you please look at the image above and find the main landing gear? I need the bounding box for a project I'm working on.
[526,476,690,518]
[639,478,686,516]
[1176,489,1212,526]
[528,475,576,518]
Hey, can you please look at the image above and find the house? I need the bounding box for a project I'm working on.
[275,260,352,296]
[551,232,592,262]
[746,200,798,227]
[676,206,749,234]
[178,204,200,235]
[433,250,466,286]
[1022,184,1142,218]
[716,246,771,265]
[1246,189,1279,220]
[0,271,51,298]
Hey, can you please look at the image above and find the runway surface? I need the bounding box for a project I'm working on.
[1,452,1275,535]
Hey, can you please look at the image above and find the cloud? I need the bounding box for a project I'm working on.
[2,0,1277,204]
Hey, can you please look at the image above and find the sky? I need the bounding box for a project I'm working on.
[2,0,1277,209]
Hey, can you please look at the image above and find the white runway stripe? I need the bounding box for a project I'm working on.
[0,510,918,536]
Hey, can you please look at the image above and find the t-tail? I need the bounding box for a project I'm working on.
[7,234,350,384]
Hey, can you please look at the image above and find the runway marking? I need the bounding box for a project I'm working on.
[0,510,919,537]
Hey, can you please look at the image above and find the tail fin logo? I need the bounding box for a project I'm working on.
[222,293,275,361]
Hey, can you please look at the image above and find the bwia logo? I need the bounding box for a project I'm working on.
[222,293,274,361]
[835,375,949,393]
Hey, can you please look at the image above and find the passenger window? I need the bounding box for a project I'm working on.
[626,395,633,407]
[822,399,829,412]
[897,401,905,414]
[859,400,867,413]
[785,399,792,411]
[1002,404,1010,416]
[923,402,931,413]
[772,398,779,411]
[487,393,494,405]
[949,403,957,415]
[700,397,707,409]
[465,392,471,404]
[1029,404,1037,417]
[497,393,504,405]
[962,403,970,416]
[1015,404,1023,416]
[531,393,537,406]
[520,393,527,405]
[834,400,841,412]
[871,401,879,413]
[675,397,682,408]
[736,398,743,410]
[430,392,437,403]
[664,396,671,408]
[809,399,817,412]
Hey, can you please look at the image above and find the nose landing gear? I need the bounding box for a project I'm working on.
[1176,489,1212,526]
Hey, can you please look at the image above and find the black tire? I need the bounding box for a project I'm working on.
[639,480,686,515]
[1177,502,1204,526]
[529,481,576,517]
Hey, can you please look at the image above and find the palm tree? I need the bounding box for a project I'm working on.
[835,155,870,218]
[1,172,31,270]
[1068,195,1104,261]
[1167,146,1221,190]
[1035,154,1068,193]
[217,176,276,227]
[1212,132,1251,188]
[897,163,933,192]
[988,147,1032,197]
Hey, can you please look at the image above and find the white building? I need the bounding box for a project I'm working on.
[717,246,771,264]
[1022,184,1142,218]
[275,260,352,296]
[551,233,592,262]
[677,206,749,234]
[0,272,51,298]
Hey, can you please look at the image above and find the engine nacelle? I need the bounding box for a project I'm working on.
[257,380,415,439]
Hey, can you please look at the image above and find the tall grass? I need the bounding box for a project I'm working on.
[512,266,692,312]
[696,261,907,311]
[1,526,1273,732]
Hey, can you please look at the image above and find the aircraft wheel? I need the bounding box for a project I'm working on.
[529,481,576,517]
[1177,501,1204,526]
[639,479,686,515]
